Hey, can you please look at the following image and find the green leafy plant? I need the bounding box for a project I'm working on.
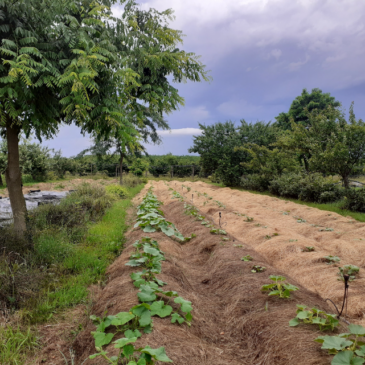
[303,246,315,252]
[251,265,266,273]
[106,185,129,199]
[324,255,341,265]
[289,304,339,331]
[135,189,184,241]
[210,228,227,235]
[315,324,365,365]
[245,216,254,222]
[241,255,253,262]
[338,265,360,282]
[214,200,226,209]
[261,275,298,298]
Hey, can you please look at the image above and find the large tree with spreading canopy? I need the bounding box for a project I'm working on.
[0,0,209,236]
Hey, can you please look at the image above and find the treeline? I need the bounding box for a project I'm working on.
[190,88,365,212]
[0,140,200,186]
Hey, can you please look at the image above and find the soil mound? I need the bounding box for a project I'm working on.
[72,183,334,364]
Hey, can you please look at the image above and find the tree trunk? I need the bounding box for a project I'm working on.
[5,120,27,236]
[343,175,350,189]
[119,153,124,185]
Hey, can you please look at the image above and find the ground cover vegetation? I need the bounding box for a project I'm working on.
[0,182,144,364]
[190,88,365,213]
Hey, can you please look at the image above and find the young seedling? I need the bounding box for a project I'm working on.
[324,255,341,265]
[251,265,266,273]
[319,227,334,232]
[265,235,272,240]
[245,216,254,222]
[233,244,244,248]
[241,255,253,262]
[338,265,359,282]
[315,324,365,364]
[302,246,315,252]
[296,218,306,223]
[289,304,339,331]
[261,275,298,298]
[210,228,227,235]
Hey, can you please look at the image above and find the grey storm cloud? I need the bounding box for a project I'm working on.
[39,0,365,156]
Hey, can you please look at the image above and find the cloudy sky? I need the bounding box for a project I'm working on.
[44,0,365,156]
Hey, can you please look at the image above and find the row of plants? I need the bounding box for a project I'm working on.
[168,183,365,364]
[89,188,193,364]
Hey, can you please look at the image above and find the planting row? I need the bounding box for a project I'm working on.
[88,188,192,364]
[166,183,365,365]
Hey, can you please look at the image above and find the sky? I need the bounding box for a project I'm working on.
[43,0,365,156]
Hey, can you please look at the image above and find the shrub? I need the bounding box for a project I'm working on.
[241,174,271,192]
[268,172,343,203]
[342,188,365,212]
[122,173,144,188]
[106,184,128,199]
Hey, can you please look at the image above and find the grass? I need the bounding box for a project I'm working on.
[0,182,144,364]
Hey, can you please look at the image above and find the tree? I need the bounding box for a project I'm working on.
[277,103,365,188]
[189,120,278,186]
[0,140,6,186]
[275,88,341,130]
[0,0,209,236]
[129,158,149,176]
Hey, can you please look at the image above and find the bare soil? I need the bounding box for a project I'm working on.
[69,182,340,364]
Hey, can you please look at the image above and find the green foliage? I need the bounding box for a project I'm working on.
[268,172,344,203]
[130,158,149,177]
[342,189,365,213]
[189,120,278,186]
[315,324,365,364]
[324,255,341,264]
[106,184,128,199]
[261,275,298,298]
[210,228,227,235]
[135,189,184,240]
[289,304,339,331]
[251,265,265,273]
[275,88,341,131]
[338,265,360,282]
[0,326,39,365]
[241,255,253,261]
[303,246,315,252]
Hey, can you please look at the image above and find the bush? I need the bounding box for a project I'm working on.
[241,174,271,192]
[105,184,128,199]
[268,172,343,203]
[122,173,143,188]
[342,189,365,212]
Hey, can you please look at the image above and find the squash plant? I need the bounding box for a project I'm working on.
[135,189,184,240]
[338,265,360,282]
[261,275,298,298]
[289,304,339,331]
[315,324,365,365]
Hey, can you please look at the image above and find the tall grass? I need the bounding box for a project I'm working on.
[0,182,144,364]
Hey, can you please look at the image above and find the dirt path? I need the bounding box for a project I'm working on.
[73,183,334,364]
[152,180,365,325]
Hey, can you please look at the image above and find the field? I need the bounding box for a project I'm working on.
[46,179,365,365]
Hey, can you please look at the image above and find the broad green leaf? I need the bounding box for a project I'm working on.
[171,313,184,324]
[114,337,138,349]
[127,362,137,365]
[110,312,135,326]
[174,297,192,313]
[270,275,286,281]
[289,318,299,327]
[131,303,151,317]
[296,304,307,311]
[160,225,175,236]
[297,311,311,320]
[150,301,173,318]
[349,324,365,336]
[93,332,115,348]
[131,272,143,280]
[312,317,326,325]
[89,352,106,359]
[125,329,142,339]
[261,284,276,291]
[268,290,281,296]
[331,351,363,365]
[139,310,152,327]
[174,231,185,241]
[133,279,146,288]
[315,336,326,344]
[143,225,156,233]
[284,283,298,291]
[138,286,157,302]
[321,336,353,351]
[123,344,135,357]
[137,359,147,365]
[185,312,193,322]
[155,278,167,286]
[143,246,160,256]
[141,346,173,362]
